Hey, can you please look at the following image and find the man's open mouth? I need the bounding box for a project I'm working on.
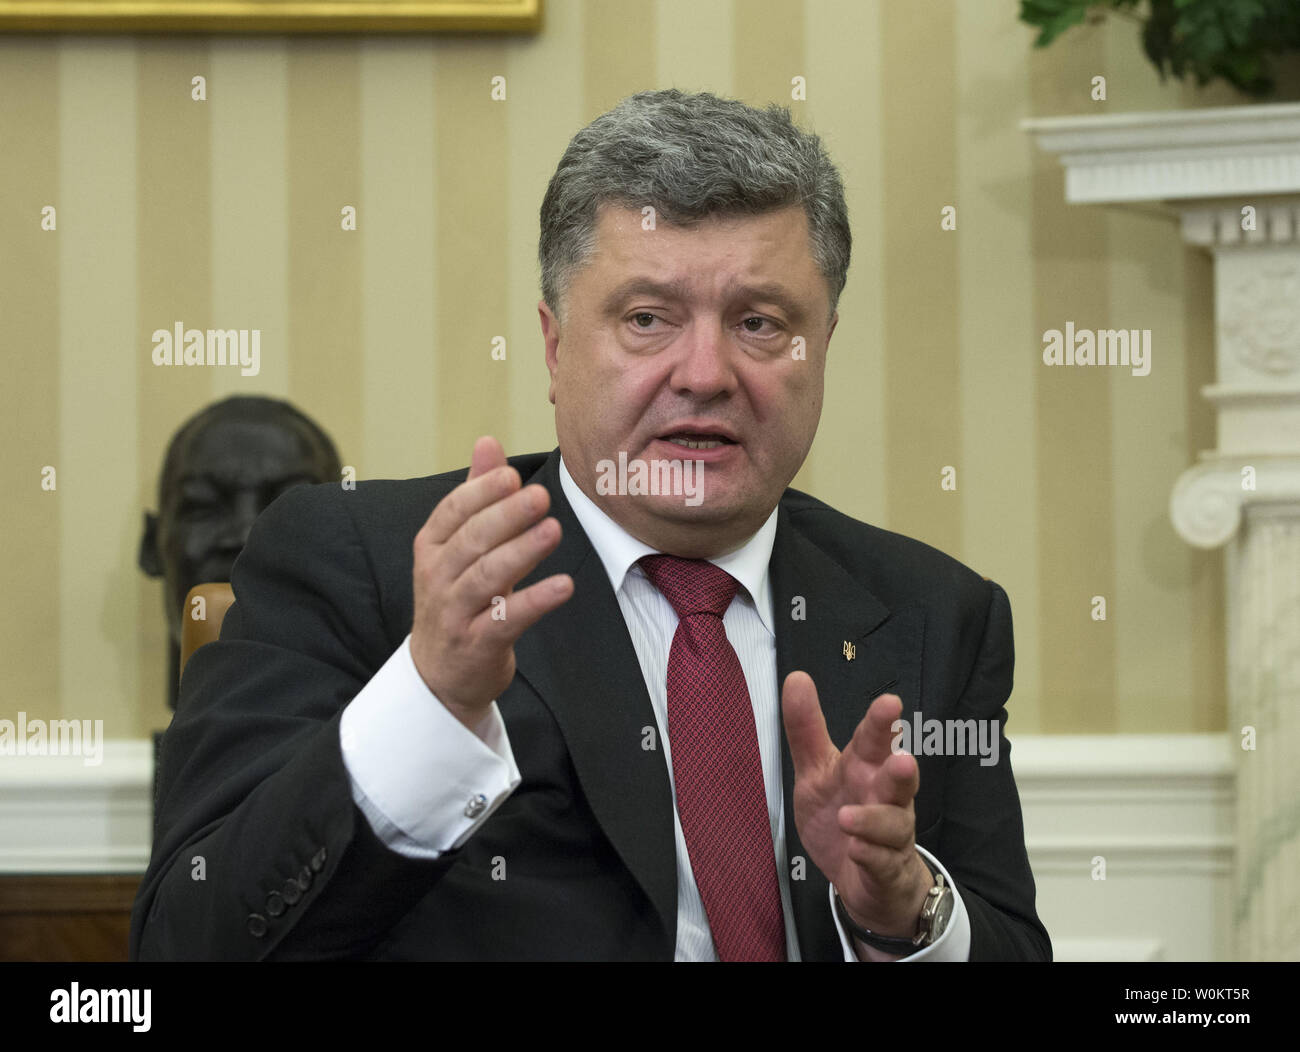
[656,428,740,450]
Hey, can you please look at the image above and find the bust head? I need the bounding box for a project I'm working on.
[139,396,341,698]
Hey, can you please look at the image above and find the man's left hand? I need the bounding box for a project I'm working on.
[781,670,934,942]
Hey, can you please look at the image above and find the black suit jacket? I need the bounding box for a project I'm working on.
[130,448,1051,961]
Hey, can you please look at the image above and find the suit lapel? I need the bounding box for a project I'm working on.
[769,503,925,960]
[510,450,679,953]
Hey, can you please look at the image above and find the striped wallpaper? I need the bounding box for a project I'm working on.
[2,0,1275,740]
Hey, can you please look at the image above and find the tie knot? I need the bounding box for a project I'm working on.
[638,554,739,619]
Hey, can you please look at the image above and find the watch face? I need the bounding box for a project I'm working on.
[932,892,955,937]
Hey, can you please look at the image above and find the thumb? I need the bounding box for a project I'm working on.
[782,671,836,781]
[468,435,507,480]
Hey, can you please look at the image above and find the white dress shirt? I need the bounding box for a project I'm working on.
[339,454,971,961]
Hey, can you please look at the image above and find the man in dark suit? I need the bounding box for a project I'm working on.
[131,88,1049,962]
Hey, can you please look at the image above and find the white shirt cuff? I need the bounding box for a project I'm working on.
[830,844,972,961]
[339,633,521,859]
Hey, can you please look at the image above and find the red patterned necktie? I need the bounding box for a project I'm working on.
[638,554,787,962]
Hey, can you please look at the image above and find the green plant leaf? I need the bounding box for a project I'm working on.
[1020,0,1100,47]
[1022,0,1300,96]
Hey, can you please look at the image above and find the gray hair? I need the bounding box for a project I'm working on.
[538,88,851,326]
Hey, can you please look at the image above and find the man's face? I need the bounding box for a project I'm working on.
[541,202,837,558]
[143,414,336,643]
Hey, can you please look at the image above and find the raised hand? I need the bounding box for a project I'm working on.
[781,670,934,947]
[410,436,575,729]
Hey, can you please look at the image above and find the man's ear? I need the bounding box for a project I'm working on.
[539,299,561,405]
[826,309,838,353]
[139,511,164,577]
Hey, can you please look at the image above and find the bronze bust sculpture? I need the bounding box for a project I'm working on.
[139,396,341,710]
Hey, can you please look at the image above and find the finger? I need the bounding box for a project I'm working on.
[468,435,507,480]
[467,571,575,644]
[837,803,914,852]
[448,512,565,613]
[419,465,522,547]
[418,435,514,548]
[781,671,837,783]
[847,692,905,766]
[870,749,920,808]
[443,483,554,584]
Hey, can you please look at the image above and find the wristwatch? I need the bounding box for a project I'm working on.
[834,861,954,955]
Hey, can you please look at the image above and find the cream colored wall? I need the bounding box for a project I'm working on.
[3,0,1282,739]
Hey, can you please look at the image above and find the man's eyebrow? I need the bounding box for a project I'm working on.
[724,280,807,319]
[176,473,220,489]
[600,276,807,319]
[599,277,692,314]
[178,466,317,486]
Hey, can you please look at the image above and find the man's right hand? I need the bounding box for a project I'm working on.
[410,436,574,730]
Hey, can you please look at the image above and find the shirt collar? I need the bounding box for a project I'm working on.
[558,452,778,637]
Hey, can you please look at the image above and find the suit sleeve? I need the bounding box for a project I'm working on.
[938,579,1052,961]
[130,482,460,961]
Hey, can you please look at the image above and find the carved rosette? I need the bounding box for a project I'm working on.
[1218,263,1300,376]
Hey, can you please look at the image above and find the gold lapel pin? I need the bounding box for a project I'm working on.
[842,641,856,661]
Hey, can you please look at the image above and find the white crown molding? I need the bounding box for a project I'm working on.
[1023,103,1300,204]
[0,734,1236,873]
[1055,938,1166,962]
[1182,202,1300,246]
[1013,734,1234,877]
[1009,732,1231,777]
[1204,383,1300,404]
[0,740,153,872]
[1011,733,1234,960]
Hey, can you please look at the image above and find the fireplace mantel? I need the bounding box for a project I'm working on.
[1023,103,1300,206]
[1025,102,1300,962]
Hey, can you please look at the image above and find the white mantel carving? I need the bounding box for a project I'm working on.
[1023,103,1300,204]
[1171,458,1300,549]
[1026,103,1300,961]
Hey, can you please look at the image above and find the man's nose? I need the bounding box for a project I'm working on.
[221,492,263,549]
[669,320,738,396]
